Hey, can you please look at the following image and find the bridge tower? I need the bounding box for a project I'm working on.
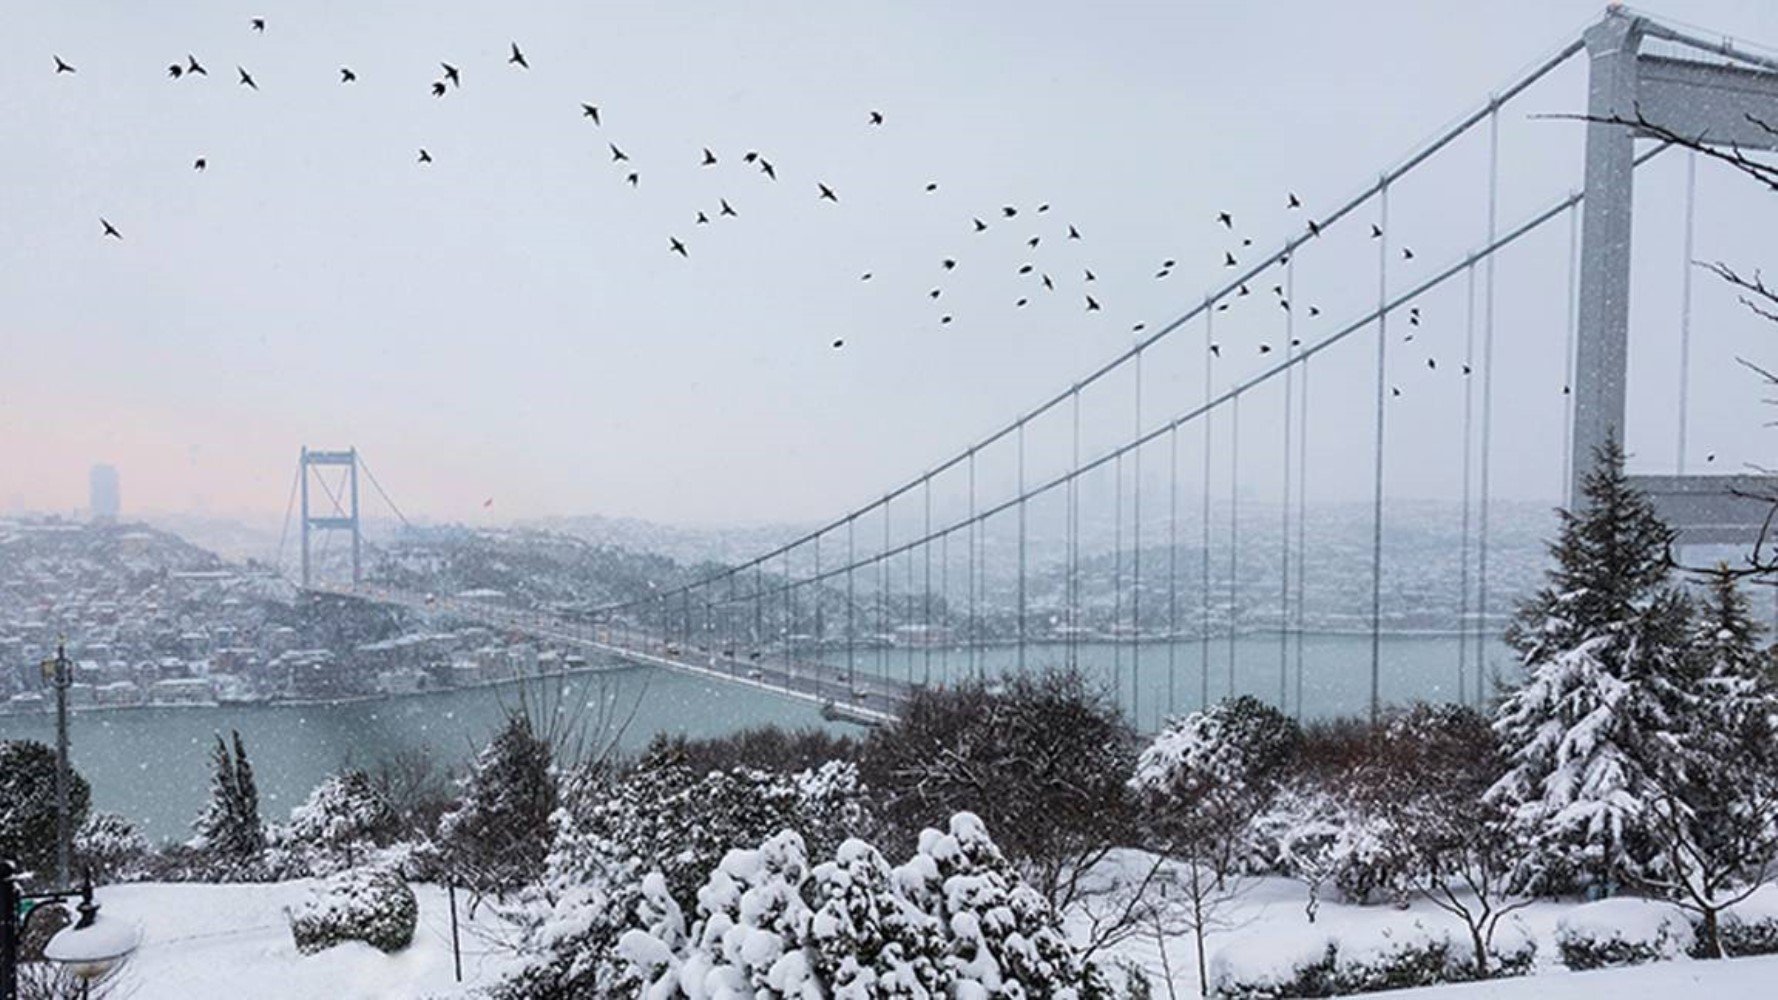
[299,447,361,588]
[1574,7,1778,540]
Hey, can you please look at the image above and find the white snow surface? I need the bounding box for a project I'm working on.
[85,881,499,999]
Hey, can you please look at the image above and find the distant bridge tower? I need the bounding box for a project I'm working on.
[1575,8,1778,540]
[299,447,361,588]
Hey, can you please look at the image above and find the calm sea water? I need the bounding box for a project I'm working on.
[0,632,1512,840]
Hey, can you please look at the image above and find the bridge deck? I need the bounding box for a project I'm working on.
[308,585,909,724]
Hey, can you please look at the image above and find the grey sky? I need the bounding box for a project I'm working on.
[4,1,1777,527]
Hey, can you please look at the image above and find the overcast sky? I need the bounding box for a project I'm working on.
[4,1,1778,528]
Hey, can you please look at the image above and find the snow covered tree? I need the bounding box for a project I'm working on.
[437,711,557,901]
[1489,437,1696,895]
[73,811,149,884]
[190,729,266,881]
[1641,567,1778,957]
[0,739,91,884]
[275,768,401,876]
[862,667,1135,912]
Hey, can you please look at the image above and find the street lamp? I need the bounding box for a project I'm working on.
[0,863,137,1000]
[36,641,73,889]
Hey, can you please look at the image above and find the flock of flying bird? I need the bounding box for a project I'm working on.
[46,15,1587,408]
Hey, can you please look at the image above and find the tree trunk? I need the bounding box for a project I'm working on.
[1701,908,1723,959]
[1470,926,1489,979]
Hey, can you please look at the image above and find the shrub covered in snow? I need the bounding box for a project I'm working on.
[615,812,1109,998]
[1209,915,1535,999]
[287,866,418,956]
[1554,897,1693,970]
[73,810,149,883]
[1699,883,1778,958]
[270,769,401,877]
[437,712,558,898]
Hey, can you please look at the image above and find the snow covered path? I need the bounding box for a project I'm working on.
[90,882,502,999]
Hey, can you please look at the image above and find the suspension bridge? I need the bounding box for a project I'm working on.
[284,8,1778,729]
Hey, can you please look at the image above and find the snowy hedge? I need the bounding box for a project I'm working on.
[1209,916,1535,998]
[616,812,1107,998]
[287,866,418,956]
[1704,884,1778,959]
[1553,898,1692,970]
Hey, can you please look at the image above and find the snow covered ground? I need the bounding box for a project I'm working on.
[53,874,1778,997]
[89,881,500,999]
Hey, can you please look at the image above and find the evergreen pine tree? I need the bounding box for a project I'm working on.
[191,729,266,880]
[438,711,557,898]
[1488,436,1695,894]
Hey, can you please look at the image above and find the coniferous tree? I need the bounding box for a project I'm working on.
[1643,567,1778,956]
[191,729,266,880]
[1488,437,1695,895]
[437,711,557,900]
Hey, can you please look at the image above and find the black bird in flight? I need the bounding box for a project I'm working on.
[1216,302,1230,312]
[1392,386,1402,397]
[929,288,941,299]
[742,151,758,163]
[1279,300,1290,311]
[1707,453,1716,462]
[1028,236,1040,248]
[1085,295,1101,312]
[1217,211,1233,228]
[696,211,710,225]
[1308,219,1322,237]
[626,172,639,186]
[1402,247,1415,260]
[869,110,884,125]
[251,17,266,32]
[340,67,357,83]
[168,64,183,79]
[759,159,776,180]
[1288,192,1301,209]
[1016,298,1028,308]
[1272,284,1283,296]
[1155,270,1170,280]
[860,272,872,281]
[702,148,718,166]
[1224,252,1237,267]
[1409,315,1420,327]
[1427,358,1437,370]
[669,237,687,257]
[186,54,206,75]
[1462,364,1472,375]
[942,259,957,271]
[432,81,447,97]
[833,339,845,349]
[1163,259,1177,268]
[1002,206,1017,218]
[238,66,257,89]
[1042,274,1054,291]
[509,43,528,69]
[818,183,838,202]
[1018,264,1033,274]
[442,63,461,87]
[1259,343,1272,354]
[1037,203,1050,213]
[1242,237,1253,246]
[193,157,206,171]
[1238,284,1250,296]
[100,218,121,239]
[1084,269,1096,282]
[418,148,432,163]
[1068,225,1081,240]
[941,315,953,325]
[610,143,628,162]
[1210,343,1221,357]
[1134,323,1146,332]
[973,218,987,232]
[581,104,600,124]
[54,56,75,74]
[925,182,938,192]
[720,199,737,217]
[1371,224,1383,239]
[1308,306,1320,316]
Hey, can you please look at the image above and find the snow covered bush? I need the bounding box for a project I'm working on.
[614,812,1108,998]
[1554,897,1693,970]
[488,754,872,998]
[0,739,92,883]
[1711,884,1778,958]
[268,768,402,877]
[73,811,148,883]
[1209,915,1534,999]
[287,865,418,956]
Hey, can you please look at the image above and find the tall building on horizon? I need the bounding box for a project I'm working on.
[90,463,120,521]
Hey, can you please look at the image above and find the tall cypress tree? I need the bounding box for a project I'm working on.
[1488,436,1694,894]
[192,729,266,879]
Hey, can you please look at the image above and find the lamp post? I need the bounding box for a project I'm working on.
[0,863,136,1000]
[37,642,73,890]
